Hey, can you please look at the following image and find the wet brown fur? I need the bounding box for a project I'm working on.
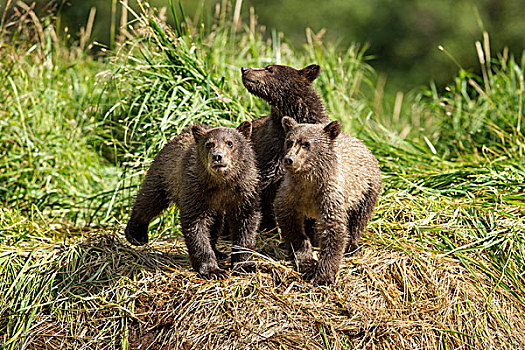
[275,117,381,285]
[125,122,261,279]
[241,64,329,232]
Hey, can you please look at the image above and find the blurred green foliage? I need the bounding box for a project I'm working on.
[241,0,525,92]
[18,0,525,93]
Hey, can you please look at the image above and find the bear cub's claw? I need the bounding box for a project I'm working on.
[308,270,336,286]
[199,267,230,280]
[301,261,336,286]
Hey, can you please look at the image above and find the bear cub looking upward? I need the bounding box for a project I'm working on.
[242,64,329,124]
[241,64,329,232]
[275,117,381,286]
[125,121,261,279]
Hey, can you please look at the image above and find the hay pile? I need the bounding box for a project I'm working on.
[26,233,525,349]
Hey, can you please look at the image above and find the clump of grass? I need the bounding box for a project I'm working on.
[0,4,118,226]
[422,43,525,159]
[365,35,525,308]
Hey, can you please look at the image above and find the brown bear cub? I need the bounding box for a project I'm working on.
[241,64,329,124]
[241,64,329,232]
[275,117,381,286]
[125,121,261,279]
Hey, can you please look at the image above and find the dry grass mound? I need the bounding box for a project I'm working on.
[22,232,525,350]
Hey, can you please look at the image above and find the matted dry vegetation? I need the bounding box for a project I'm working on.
[20,232,525,349]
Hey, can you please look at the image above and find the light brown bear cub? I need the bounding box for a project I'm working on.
[125,121,260,279]
[275,117,381,285]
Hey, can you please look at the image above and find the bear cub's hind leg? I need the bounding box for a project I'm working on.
[125,180,170,246]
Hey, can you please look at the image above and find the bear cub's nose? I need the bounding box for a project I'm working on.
[212,152,223,163]
[283,155,295,167]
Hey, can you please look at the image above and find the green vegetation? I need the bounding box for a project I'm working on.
[0,12,119,226]
[42,0,525,92]
[0,1,524,348]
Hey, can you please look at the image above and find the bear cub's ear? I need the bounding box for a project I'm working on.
[323,121,342,140]
[281,116,297,134]
[192,124,207,142]
[299,64,321,82]
[237,121,252,140]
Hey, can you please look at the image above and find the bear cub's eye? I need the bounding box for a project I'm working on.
[302,141,311,149]
[286,140,294,148]
[206,142,214,149]
[226,140,233,148]
[265,66,274,73]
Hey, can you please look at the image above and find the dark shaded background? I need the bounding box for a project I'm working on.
[6,0,525,93]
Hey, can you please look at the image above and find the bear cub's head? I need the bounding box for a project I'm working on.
[280,116,341,173]
[241,64,320,105]
[192,121,253,179]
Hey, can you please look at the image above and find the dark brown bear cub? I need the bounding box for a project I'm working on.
[125,121,261,279]
[275,117,381,286]
[241,64,329,232]
[242,64,329,124]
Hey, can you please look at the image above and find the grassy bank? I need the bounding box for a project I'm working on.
[0,1,524,349]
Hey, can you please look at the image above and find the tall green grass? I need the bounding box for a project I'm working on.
[421,50,525,159]
[367,42,525,304]
[0,10,119,226]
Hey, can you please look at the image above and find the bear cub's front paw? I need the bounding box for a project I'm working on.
[125,221,149,246]
[198,263,230,280]
[304,264,336,286]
